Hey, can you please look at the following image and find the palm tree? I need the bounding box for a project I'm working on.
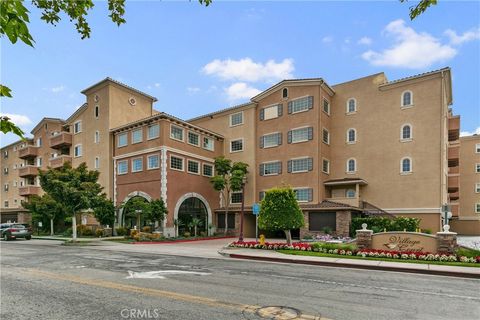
[191,218,203,237]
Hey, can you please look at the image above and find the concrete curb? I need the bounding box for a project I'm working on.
[219,250,480,279]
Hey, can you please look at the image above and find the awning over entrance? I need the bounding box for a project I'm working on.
[323,178,368,186]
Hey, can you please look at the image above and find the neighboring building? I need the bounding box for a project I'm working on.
[1,68,478,236]
[450,134,480,234]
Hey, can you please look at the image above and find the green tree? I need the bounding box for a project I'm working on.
[210,156,248,235]
[122,196,150,228]
[39,162,104,241]
[92,197,115,227]
[190,217,203,237]
[258,187,304,245]
[399,0,437,20]
[0,0,212,138]
[145,199,168,229]
[22,194,64,236]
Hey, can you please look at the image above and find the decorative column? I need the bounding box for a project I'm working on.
[436,225,458,254]
[356,223,373,250]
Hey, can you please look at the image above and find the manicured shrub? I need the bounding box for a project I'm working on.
[95,228,104,237]
[115,227,127,236]
[350,216,420,236]
[76,224,88,236]
[184,232,191,237]
[82,228,94,236]
[63,227,73,236]
[130,229,139,239]
[322,227,332,235]
[142,226,152,233]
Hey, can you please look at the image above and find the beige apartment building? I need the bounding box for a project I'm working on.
[1,67,478,236]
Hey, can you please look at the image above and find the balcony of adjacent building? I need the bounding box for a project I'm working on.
[19,185,41,197]
[448,115,460,142]
[448,175,459,192]
[18,165,39,178]
[448,144,459,161]
[49,155,72,168]
[448,190,459,201]
[323,178,368,208]
[50,131,72,149]
[18,145,39,159]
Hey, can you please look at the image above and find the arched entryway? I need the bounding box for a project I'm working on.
[174,193,212,237]
[118,191,152,228]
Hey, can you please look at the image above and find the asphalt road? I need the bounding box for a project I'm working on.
[1,240,479,320]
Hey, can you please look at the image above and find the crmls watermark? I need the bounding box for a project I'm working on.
[120,309,162,319]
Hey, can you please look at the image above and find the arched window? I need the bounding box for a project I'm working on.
[347,158,356,173]
[402,91,413,107]
[346,189,356,198]
[401,124,412,140]
[347,98,356,113]
[401,157,412,173]
[347,128,356,143]
[282,88,288,99]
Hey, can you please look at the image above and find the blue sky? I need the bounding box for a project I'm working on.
[1,1,479,146]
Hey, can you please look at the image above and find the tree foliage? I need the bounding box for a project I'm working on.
[210,156,248,234]
[147,199,167,224]
[399,0,437,20]
[92,198,115,227]
[122,197,167,228]
[22,194,65,235]
[258,187,304,244]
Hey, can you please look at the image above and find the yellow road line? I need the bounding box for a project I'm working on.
[22,268,331,320]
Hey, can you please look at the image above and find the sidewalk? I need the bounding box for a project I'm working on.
[33,235,125,242]
[219,247,480,279]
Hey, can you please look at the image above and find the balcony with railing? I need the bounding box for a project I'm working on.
[448,145,459,161]
[448,175,459,192]
[18,165,39,178]
[450,203,459,217]
[19,185,41,196]
[449,191,459,201]
[448,116,460,142]
[49,155,72,168]
[18,146,38,159]
[50,132,73,149]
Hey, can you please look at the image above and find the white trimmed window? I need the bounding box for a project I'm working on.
[261,104,282,120]
[476,203,480,214]
[36,138,42,147]
[94,131,100,143]
[475,183,480,193]
[346,189,356,198]
[322,159,330,174]
[203,137,214,151]
[290,96,311,114]
[170,156,184,171]
[170,125,184,141]
[132,158,143,172]
[262,133,281,148]
[290,158,311,173]
[347,98,356,113]
[231,192,243,204]
[290,127,310,143]
[117,160,128,175]
[230,112,243,127]
[187,160,200,174]
[476,144,480,153]
[147,124,160,140]
[132,128,143,144]
[294,188,312,202]
[346,158,356,173]
[323,99,330,115]
[476,163,480,173]
[147,155,159,169]
[94,157,99,169]
[322,128,330,145]
[401,157,412,174]
[203,164,213,177]
[402,91,413,107]
[188,132,200,146]
[74,144,82,157]
[401,124,412,141]
[117,133,128,147]
[74,121,82,134]
[347,128,356,143]
[261,161,282,176]
[230,139,244,152]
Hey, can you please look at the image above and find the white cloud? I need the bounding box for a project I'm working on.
[322,36,333,43]
[444,27,480,45]
[51,85,65,93]
[358,37,372,45]
[202,58,294,82]
[0,113,32,126]
[187,87,200,94]
[224,82,261,101]
[154,83,160,88]
[460,127,480,137]
[362,19,457,69]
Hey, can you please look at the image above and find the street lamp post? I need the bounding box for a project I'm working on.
[239,176,247,242]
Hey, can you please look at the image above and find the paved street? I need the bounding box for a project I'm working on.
[1,239,479,320]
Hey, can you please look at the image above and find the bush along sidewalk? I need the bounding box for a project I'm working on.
[228,241,480,264]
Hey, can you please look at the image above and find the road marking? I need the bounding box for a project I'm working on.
[270,274,480,301]
[23,268,331,320]
[126,270,211,279]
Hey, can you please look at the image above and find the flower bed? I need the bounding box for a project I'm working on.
[229,241,480,264]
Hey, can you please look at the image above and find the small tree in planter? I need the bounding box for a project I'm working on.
[191,217,203,237]
[258,187,304,245]
[146,199,167,231]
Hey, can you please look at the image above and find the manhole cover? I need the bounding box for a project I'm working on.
[256,306,301,320]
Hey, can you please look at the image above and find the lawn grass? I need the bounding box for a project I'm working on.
[277,250,480,268]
